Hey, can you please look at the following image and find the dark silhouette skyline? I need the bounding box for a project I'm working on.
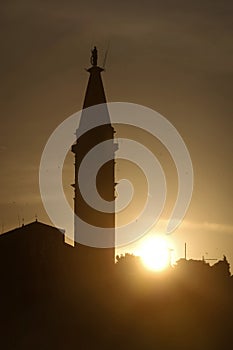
[1,220,233,349]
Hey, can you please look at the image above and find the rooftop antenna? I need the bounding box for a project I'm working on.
[17,214,21,227]
[102,41,110,69]
[184,242,187,260]
[12,201,20,228]
[202,253,217,263]
[168,248,174,267]
[35,213,38,222]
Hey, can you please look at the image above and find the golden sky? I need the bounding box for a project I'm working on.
[0,0,233,266]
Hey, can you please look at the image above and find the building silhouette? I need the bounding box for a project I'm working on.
[71,47,117,271]
[0,47,116,278]
[1,47,233,350]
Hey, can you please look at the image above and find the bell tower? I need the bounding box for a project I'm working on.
[72,47,116,271]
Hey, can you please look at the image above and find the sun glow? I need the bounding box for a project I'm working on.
[137,236,171,271]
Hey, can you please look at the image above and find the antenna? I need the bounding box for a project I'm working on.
[102,42,110,69]
[202,253,218,263]
[12,201,20,228]
[168,248,174,267]
[17,214,20,227]
[184,242,187,260]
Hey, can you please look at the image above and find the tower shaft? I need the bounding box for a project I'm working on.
[72,49,116,271]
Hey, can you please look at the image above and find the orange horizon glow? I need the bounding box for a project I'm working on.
[136,235,174,272]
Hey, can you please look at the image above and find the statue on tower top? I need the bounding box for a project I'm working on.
[90,46,98,66]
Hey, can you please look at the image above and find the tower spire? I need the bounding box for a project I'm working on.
[77,46,110,135]
[71,47,116,271]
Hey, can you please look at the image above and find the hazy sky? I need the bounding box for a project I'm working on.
[0,1,233,265]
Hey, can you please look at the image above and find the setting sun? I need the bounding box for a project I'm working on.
[137,236,171,271]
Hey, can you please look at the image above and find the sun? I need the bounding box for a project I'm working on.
[137,235,171,271]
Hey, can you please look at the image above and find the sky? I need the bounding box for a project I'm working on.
[0,1,233,266]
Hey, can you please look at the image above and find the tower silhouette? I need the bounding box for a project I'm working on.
[72,47,116,271]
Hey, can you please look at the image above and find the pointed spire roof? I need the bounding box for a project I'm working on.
[77,47,111,136]
[82,66,106,109]
[83,46,107,109]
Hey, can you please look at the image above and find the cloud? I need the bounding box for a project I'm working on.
[180,220,233,234]
[149,218,233,236]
